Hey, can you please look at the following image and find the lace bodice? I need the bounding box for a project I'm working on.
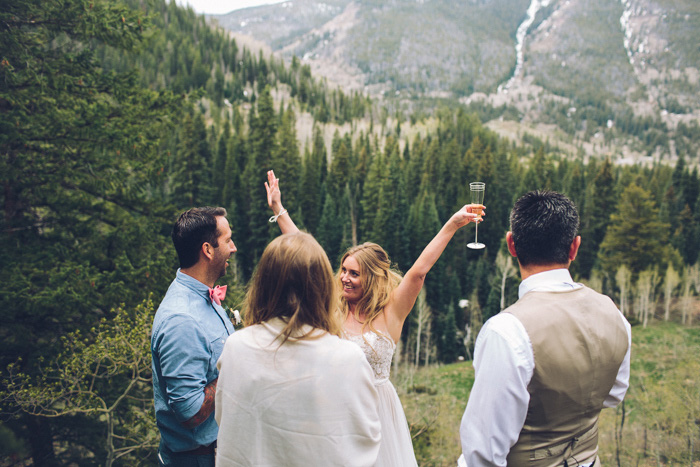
[346,331,396,384]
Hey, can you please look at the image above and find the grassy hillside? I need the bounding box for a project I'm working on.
[393,322,700,466]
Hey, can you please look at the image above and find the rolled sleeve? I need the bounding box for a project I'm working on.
[460,314,533,466]
[604,312,632,408]
[155,314,211,421]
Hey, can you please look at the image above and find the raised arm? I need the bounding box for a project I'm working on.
[384,204,484,337]
[265,170,299,235]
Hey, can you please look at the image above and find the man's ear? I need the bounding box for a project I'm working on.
[506,231,518,258]
[569,236,582,261]
[201,242,214,261]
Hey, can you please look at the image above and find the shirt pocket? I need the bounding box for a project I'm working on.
[208,331,229,376]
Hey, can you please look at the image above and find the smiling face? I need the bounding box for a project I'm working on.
[211,216,236,279]
[340,255,364,305]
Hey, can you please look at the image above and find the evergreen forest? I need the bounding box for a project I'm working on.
[1,0,699,464]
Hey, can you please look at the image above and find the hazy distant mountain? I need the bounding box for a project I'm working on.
[215,0,700,160]
[215,0,529,96]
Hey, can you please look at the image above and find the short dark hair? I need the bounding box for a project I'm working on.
[509,191,579,267]
[171,207,227,269]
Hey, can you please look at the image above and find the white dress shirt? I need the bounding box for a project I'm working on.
[458,269,632,467]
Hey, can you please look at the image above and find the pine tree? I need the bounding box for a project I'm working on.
[578,158,616,278]
[213,120,231,205]
[421,137,442,191]
[373,148,409,269]
[0,0,184,462]
[520,146,554,192]
[674,204,699,265]
[405,135,426,202]
[472,138,498,252]
[170,112,212,207]
[272,105,301,224]
[360,151,385,241]
[239,85,277,276]
[298,127,327,234]
[406,190,456,359]
[488,150,518,246]
[317,195,343,266]
[250,85,277,169]
[328,133,351,201]
[436,138,462,220]
[598,183,677,275]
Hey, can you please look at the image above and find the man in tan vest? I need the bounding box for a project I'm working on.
[458,190,631,467]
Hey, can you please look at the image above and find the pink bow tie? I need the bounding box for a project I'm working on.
[209,285,227,306]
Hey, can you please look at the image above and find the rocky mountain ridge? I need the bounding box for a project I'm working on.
[214,0,700,162]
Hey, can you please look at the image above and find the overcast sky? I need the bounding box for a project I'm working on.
[175,0,284,15]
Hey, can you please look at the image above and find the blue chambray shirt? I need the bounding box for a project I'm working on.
[151,269,235,452]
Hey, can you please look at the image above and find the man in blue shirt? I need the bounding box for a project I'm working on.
[151,207,237,466]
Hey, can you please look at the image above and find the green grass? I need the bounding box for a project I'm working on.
[392,322,700,466]
[393,363,474,466]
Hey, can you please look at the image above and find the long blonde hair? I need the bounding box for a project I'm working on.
[337,242,402,334]
[245,232,342,343]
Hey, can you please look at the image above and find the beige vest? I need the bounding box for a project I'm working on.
[504,287,628,466]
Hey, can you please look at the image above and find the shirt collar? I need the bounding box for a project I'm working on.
[176,268,211,300]
[262,317,326,340]
[518,268,582,299]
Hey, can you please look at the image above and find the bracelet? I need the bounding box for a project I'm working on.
[269,208,287,223]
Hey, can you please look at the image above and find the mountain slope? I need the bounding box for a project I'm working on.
[215,0,700,161]
[216,0,530,95]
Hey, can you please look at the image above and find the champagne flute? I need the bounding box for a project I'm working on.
[467,182,485,249]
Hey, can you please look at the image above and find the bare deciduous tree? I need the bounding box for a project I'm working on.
[663,265,681,321]
[687,262,700,326]
[636,269,660,328]
[588,270,603,294]
[615,265,632,317]
[414,290,432,367]
[495,249,517,311]
[680,266,694,325]
[465,290,483,359]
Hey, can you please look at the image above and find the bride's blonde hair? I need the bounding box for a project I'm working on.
[337,242,402,334]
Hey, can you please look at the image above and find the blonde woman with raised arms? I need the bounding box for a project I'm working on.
[265,170,484,466]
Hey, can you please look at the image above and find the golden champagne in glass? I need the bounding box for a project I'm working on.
[467,182,485,249]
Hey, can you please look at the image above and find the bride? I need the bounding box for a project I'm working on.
[265,170,483,466]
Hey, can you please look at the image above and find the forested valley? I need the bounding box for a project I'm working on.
[1,0,699,465]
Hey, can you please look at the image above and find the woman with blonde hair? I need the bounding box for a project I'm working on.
[266,171,484,466]
[215,232,381,466]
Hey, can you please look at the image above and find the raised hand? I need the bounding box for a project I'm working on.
[264,169,299,234]
[451,204,485,229]
[265,170,282,210]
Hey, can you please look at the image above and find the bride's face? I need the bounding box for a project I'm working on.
[340,255,364,304]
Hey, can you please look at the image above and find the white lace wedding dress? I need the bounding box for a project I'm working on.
[346,330,418,467]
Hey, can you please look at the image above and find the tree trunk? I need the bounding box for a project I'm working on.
[346,183,357,246]
[415,314,422,367]
[423,319,432,367]
[615,400,625,467]
[106,411,115,467]
[27,416,57,467]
